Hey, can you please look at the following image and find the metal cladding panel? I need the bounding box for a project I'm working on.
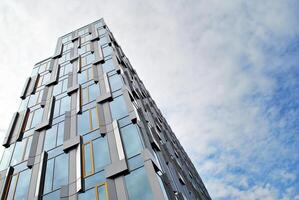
[2,112,18,147]
[20,77,31,99]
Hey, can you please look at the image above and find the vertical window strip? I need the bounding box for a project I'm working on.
[96,182,109,200]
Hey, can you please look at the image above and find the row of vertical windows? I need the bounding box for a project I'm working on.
[43,154,69,195]
[82,84,100,105]
[31,61,51,76]
[43,121,64,151]
[78,183,108,200]
[59,63,72,78]
[82,136,110,177]
[25,108,43,131]
[53,96,71,118]
[78,107,99,135]
[10,136,32,166]
[6,169,31,200]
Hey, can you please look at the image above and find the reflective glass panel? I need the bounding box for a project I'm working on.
[93,137,110,171]
[110,95,128,120]
[125,167,153,200]
[14,169,31,200]
[53,154,69,190]
[121,124,143,158]
[84,143,93,176]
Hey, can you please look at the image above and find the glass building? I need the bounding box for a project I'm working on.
[0,19,211,200]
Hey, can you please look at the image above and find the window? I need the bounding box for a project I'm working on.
[102,58,115,74]
[109,95,128,120]
[78,27,89,36]
[78,107,99,135]
[78,183,108,200]
[81,53,94,66]
[36,73,51,89]
[108,73,123,92]
[125,167,153,200]
[11,136,32,165]
[52,78,68,96]
[63,42,73,52]
[59,52,71,64]
[28,89,44,107]
[0,144,14,171]
[25,108,43,131]
[6,169,31,200]
[44,154,69,194]
[78,43,91,55]
[53,96,70,118]
[62,34,72,44]
[81,34,92,44]
[44,121,64,151]
[59,63,73,78]
[120,124,143,158]
[38,62,51,74]
[82,136,110,177]
[82,84,101,105]
[102,44,113,57]
[18,97,29,111]
[98,36,108,46]
[98,28,106,36]
[78,67,93,84]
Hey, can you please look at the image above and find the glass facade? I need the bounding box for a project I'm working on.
[0,19,210,200]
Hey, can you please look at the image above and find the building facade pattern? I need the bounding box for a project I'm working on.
[0,19,211,200]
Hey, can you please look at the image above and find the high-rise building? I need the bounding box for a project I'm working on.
[0,19,211,200]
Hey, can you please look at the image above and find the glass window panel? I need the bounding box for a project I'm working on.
[78,28,88,36]
[39,64,46,73]
[97,184,107,200]
[53,99,60,118]
[11,140,26,165]
[78,111,90,135]
[0,145,14,170]
[31,108,43,128]
[6,174,17,200]
[64,63,73,75]
[24,137,32,160]
[99,36,108,46]
[62,79,68,93]
[57,122,64,146]
[102,45,113,57]
[89,84,100,103]
[93,137,110,171]
[28,93,39,107]
[44,159,54,194]
[31,67,39,76]
[42,190,60,200]
[157,173,169,200]
[19,98,29,111]
[83,143,93,176]
[53,81,62,96]
[53,154,69,190]
[91,108,98,130]
[98,28,106,36]
[102,59,114,73]
[62,34,71,43]
[78,188,95,200]
[82,87,89,105]
[60,96,70,115]
[125,167,153,200]
[14,169,31,200]
[42,73,51,85]
[109,74,123,92]
[110,95,128,120]
[44,125,57,151]
[85,171,105,189]
[78,70,87,84]
[121,124,143,158]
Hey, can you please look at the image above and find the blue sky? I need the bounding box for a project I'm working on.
[0,0,298,199]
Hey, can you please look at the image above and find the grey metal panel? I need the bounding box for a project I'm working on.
[75,139,83,192]
[0,167,14,200]
[27,74,39,95]
[76,85,82,114]
[20,77,31,99]
[63,135,80,152]
[67,84,79,96]
[35,97,55,131]
[112,120,125,160]
[40,86,49,108]
[64,112,71,142]
[92,65,99,83]
[12,108,29,143]
[53,37,63,58]
[76,56,81,73]
[105,159,128,178]
[60,185,69,199]
[34,151,48,198]
[93,41,104,65]
[114,177,128,200]
[46,60,60,86]
[144,160,165,200]
[2,112,19,147]
[67,72,73,90]
[96,92,112,103]
[27,131,39,168]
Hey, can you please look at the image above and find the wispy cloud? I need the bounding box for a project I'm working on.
[0,0,298,199]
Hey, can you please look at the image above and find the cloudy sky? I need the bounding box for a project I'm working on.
[0,0,298,199]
